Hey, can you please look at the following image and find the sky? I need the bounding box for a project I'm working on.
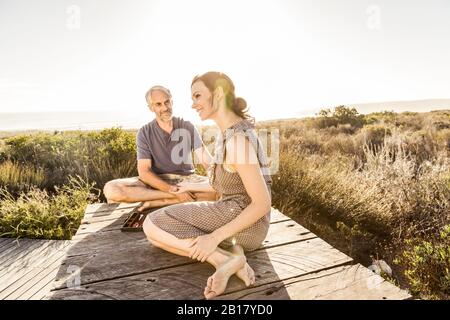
[1,0,449,125]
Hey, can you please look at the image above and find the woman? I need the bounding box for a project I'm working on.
[142,71,272,299]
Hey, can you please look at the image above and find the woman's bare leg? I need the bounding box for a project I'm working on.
[143,218,256,294]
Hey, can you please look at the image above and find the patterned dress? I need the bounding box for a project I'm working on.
[147,119,272,251]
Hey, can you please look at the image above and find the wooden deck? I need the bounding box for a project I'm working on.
[0,238,71,300]
[37,202,411,300]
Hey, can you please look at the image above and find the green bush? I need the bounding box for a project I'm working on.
[0,176,98,240]
[270,125,450,298]
[364,110,397,125]
[315,106,366,129]
[78,128,138,189]
[394,112,424,131]
[2,128,137,194]
[359,124,392,149]
[0,161,46,196]
[394,225,450,300]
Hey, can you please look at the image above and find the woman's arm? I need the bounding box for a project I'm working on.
[211,133,271,243]
[189,133,271,261]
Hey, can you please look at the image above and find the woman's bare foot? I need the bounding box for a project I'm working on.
[231,246,255,287]
[204,254,246,299]
[236,263,256,287]
[137,201,152,212]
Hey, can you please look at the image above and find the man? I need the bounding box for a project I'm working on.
[103,85,216,211]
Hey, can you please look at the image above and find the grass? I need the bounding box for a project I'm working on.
[266,108,450,299]
[0,176,98,240]
[0,128,137,193]
[393,224,450,299]
[0,160,46,195]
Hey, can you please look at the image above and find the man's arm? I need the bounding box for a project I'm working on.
[137,159,196,202]
[136,127,195,202]
[136,129,174,192]
[137,159,174,192]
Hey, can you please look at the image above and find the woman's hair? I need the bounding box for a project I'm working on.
[191,71,252,121]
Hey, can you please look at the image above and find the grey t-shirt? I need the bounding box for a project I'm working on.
[136,117,203,175]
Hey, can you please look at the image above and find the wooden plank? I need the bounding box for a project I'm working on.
[81,211,132,225]
[43,203,410,301]
[47,238,353,300]
[75,216,128,235]
[51,220,317,290]
[69,230,145,255]
[0,241,70,290]
[82,204,140,224]
[6,256,65,300]
[70,219,314,256]
[0,238,12,248]
[0,239,19,253]
[0,239,32,260]
[269,209,291,224]
[84,202,140,215]
[0,240,60,277]
[261,221,315,247]
[80,206,290,229]
[0,240,67,272]
[216,264,412,300]
[84,204,290,222]
[0,244,69,299]
[30,274,64,300]
[0,239,43,265]
[76,203,143,234]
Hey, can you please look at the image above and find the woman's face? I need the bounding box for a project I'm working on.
[191,81,215,121]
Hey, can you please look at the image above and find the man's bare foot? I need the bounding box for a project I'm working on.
[137,198,181,212]
[204,254,246,299]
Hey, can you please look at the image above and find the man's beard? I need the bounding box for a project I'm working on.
[159,110,172,120]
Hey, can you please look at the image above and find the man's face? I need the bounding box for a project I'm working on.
[149,90,173,122]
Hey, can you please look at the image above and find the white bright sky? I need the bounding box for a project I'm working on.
[1,0,449,124]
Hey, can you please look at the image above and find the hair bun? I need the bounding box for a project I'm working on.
[234,97,247,111]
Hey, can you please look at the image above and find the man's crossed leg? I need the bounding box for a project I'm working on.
[103,176,218,211]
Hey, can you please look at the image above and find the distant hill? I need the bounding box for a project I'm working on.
[257,101,450,127]
[348,99,450,115]
[2,99,449,132]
